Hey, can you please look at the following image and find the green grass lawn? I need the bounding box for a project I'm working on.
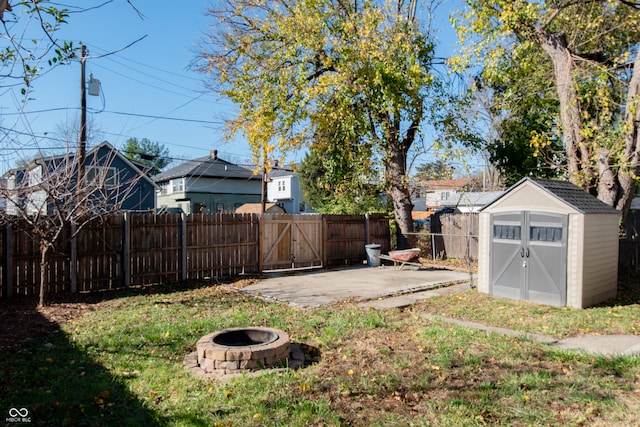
[1,280,640,426]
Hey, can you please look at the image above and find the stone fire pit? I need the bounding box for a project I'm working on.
[185,327,304,380]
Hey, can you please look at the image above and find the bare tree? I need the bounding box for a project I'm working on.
[1,144,143,306]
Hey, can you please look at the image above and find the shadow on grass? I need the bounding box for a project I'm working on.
[296,342,322,368]
[0,324,163,426]
[0,278,247,350]
[594,284,640,308]
[52,276,264,304]
[0,276,310,425]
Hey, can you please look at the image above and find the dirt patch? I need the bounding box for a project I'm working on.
[0,293,103,349]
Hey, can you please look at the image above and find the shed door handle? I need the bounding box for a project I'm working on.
[525,248,530,258]
[520,248,525,258]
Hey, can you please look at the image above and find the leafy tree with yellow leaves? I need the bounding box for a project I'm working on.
[197,0,439,248]
[452,0,640,224]
[298,142,387,214]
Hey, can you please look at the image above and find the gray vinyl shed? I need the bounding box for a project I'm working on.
[477,178,620,308]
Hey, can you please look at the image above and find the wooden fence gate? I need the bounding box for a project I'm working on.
[260,214,323,271]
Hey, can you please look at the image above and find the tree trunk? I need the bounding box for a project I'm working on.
[538,31,593,191]
[388,176,414,249]
[596,147,617,207]
[616,48,640,226]
[38,241,52,307]
[385,135,414,250]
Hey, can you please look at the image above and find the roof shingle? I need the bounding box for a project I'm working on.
[485,178,619,214]
[153,155,258,182]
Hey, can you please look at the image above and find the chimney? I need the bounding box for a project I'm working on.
[211,149,218,160]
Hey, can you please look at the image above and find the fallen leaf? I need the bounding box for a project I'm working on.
[299,382,311,392]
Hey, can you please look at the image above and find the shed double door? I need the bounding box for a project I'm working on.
[490,211,567,306]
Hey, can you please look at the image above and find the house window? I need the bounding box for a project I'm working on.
[86,166,117,188]
[28,166,42,187]
[440,191,450,201]
[278,179,286,192]
[172,178,184,193]
[159,182,170,195]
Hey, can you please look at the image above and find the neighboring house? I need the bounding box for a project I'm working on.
[3,141,157,215]
[411,178,474,225]
[2,168,24,216]
[266,167,313,213]
[414,178,474,210]
[153,150,261,214]
[440,191,505,213]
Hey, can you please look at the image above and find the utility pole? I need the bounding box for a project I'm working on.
[260,150,268,214]
[261,166,267,214]
[78,43,87,194]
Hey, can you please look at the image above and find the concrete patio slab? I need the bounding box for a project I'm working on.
[358,283,473,309]
[240,265,640,357]
[242,265,472,308]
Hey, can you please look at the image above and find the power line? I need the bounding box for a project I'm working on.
[89,61,198,99]
[2,106,224,125]
[99,109,225,124]
[0,124,258,165]
[84,42,236,108]
[86,42,202,83]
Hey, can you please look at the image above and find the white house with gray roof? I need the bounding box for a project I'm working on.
[266,167,313,213]
[153,150,261,214]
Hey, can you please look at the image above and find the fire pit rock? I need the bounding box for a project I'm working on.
[185,327,304,380]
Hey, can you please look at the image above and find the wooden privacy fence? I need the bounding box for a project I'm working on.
[427,213,479,261]
[620,211,640,278]
[0,212,390,298]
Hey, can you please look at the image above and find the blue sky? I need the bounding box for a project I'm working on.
[0,0,462,174]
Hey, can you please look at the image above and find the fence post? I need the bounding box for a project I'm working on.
[431,234,436,260]
[322,215,327,267]
[365,213,370,245]
[70,222,77,293]
[3,223,12,298]
[258,214,263,272]
[123,212,130,288]
[180,212,187,281]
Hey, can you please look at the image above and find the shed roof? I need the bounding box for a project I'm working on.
[481,178,618,214]
[235,203,285,214]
